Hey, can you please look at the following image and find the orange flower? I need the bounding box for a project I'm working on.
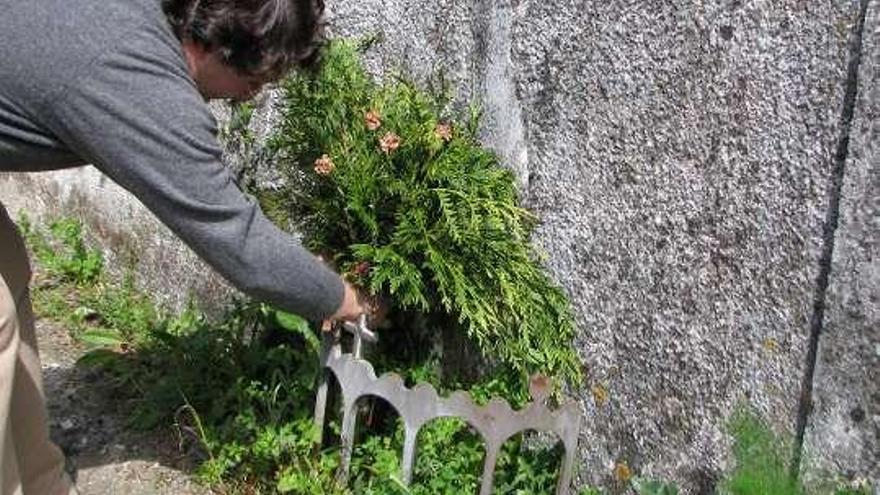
[313,154,335,176]
[434,122,452,142]
[379,132,401,153]
[365,110,382,131]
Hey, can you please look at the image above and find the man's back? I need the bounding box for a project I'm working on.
[0,0,190,171]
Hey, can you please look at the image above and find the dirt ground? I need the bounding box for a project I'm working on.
[37,317,210,495]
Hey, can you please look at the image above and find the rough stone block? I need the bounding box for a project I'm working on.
[0,169,235,315]
[0,0,871,491]
[804,0,879,488]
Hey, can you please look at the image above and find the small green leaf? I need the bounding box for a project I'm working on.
[76,348,121,367]
[275,311,309,333]
[72,305,98,322]
[78,329,124,347]
[274,310,321,353]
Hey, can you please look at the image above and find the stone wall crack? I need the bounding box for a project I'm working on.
[791,0,872,479]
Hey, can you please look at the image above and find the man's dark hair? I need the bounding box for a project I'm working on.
[162,0,325,76]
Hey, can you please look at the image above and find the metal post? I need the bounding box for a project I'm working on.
[401,423,419,484]
[337,401,358,484]
[479,444,500,495]
[312,329,337,448]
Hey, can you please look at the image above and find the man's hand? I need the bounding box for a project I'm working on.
[316,254,387,331]
[331,280,366,323]
[323,279,387,332]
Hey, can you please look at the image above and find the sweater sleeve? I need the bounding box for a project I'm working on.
[38,33,344,322]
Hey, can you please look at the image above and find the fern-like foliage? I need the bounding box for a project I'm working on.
[267,40,581,385]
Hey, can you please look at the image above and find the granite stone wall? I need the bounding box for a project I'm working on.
[1,0,875,491]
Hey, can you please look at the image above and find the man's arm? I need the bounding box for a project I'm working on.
[38,29,349,322]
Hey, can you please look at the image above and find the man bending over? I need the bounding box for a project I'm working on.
[0,0,364,492]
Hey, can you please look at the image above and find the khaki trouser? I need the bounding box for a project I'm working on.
[0,202,73,495]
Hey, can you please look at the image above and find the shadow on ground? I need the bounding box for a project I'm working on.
[38,318,209,495]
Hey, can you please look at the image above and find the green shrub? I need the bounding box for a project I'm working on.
[266,40,581,387]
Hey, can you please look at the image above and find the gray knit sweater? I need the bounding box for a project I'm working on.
[0,0,343,321]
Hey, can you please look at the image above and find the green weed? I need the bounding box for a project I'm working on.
[19,214,161,346]
[713,407,873,495]
[18,213,102,285]
[720,409,801,495]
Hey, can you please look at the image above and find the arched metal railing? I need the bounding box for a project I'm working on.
[313,316,581,495]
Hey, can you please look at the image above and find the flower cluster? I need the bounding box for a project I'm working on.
[315,111,453,176]
[313,154,335,176]
[379,132,401,153]
[365,110,381,130]
[434,122,452,142]
[365,110,402,154]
